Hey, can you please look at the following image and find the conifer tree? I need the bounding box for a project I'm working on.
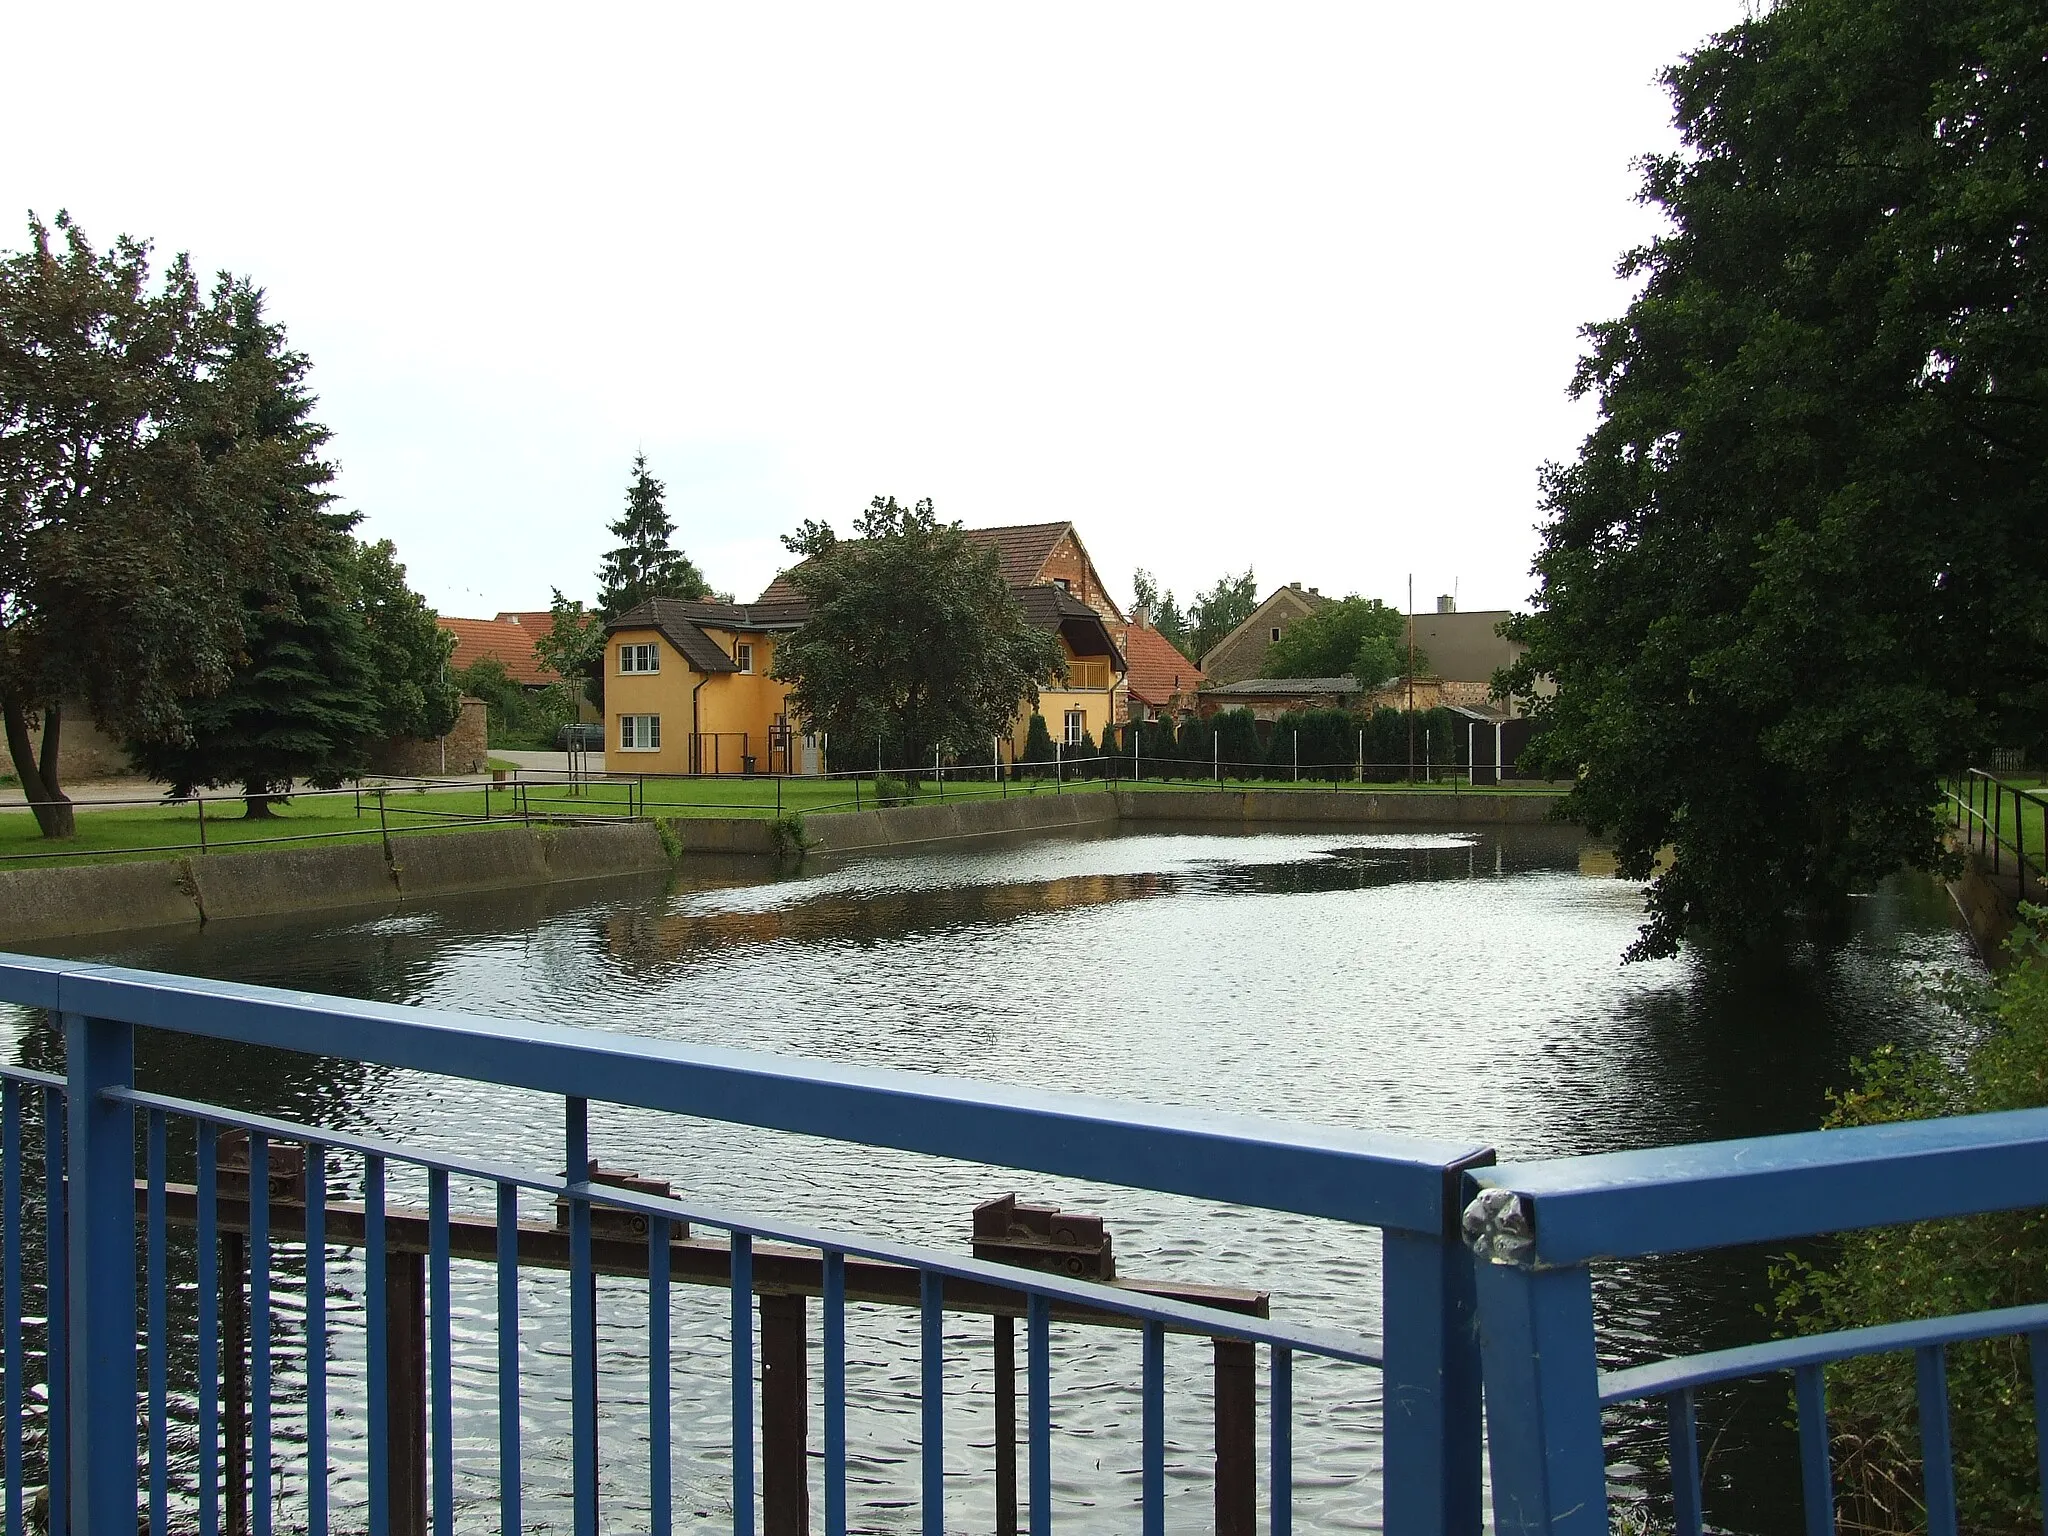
[596,453,710,618]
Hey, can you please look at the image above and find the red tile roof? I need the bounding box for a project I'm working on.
[494,610,553,630]
[440,617,558,687]
[758,522,1077,603]
[1117,622,1204,706]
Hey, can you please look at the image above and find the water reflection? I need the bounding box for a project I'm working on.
[6,823,1978,1535]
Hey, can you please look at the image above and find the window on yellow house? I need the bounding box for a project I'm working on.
[619,714,662,750]
[735,643,753,674]
[619,642,660,674]
[1063,710,1086,746]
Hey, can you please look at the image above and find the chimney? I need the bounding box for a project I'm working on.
[1308,587,1320,596]
[1132,604,1149,628]
[1436,594,1457,613]
[1289,580,1303,591]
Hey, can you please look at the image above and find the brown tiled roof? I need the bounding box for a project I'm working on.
[1014,584,1126,670]
[758,521,1077,604]
[607,599,741,673]
[439,617,558,686]
[1117,623,1204,706]
[494,610,552,630]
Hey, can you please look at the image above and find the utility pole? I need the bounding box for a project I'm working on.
[1406,574,1416,782]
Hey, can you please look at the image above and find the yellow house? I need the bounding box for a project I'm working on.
[603,599,812,775]
[603,587,1125,774]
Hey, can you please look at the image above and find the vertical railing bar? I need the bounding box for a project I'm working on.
[306,1145,328,1536]
[366,1154,389,1536]
[496,1181,521,1536]
[197,1122,219,1536]
[566,1098,597,1536]
[429,1168,453,1536]
[40,1086,64,1536]
[1918,1345,1958,1536]
[147,1109,169,1536]
[1141,1322,1164,1536]
[649,1212,671,1536]
[1667,1387,1703,1536]
[1794,1364,1833,1536]
[2030,1331,2048,1536]
[1028,1293,1051,1536]
[823,1251,846,1536]
[1,1084,18,1536]
[1271,1345,1293,1536]
[733,1231,756,1536]
[923,1272,945,1536]
[251,1132,273,1536]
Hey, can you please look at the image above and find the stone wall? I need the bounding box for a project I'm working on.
[368,697,489,777]
[26,704,133,782]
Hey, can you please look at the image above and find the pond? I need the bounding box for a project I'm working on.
[7,821,1980,1533]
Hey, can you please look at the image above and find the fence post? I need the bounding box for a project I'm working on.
[377,787,391,860]
[1382,1221,1488,1536]
[1995,781,2004,874]
[197,794,208,855]
[1293,731,1299,783]
[65,1008,139,1531]
[760,1293,809,1536]
[1055,741,1062,790]
[1468,1233,1606,1535]
[1215,1339,1257,1536]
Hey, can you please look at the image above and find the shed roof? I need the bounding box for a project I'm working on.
[758,521,1084,605]
[1203,676,1364,696]
[1119,623,1204,706]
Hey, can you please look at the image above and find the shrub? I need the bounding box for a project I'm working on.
[1212,709,1261,781]
[1773,909,2048,1534]
[1020,714,1055,779]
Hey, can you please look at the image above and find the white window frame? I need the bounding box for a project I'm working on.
[735,642,754,674]
[1063,709,1086,747]
[619,714,662,751]
[619,642,660,674]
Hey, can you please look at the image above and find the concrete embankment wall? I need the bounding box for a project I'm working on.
[1111,788,1562,825]
[1947,841,2021,963]
[0,821,675,944]
[804,791,1121,854]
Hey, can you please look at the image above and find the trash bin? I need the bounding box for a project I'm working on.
[742,755,758,776]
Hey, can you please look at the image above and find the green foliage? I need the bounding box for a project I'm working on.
[1177,715,1217,778]
[1265,709,1353,780]
[0,216,320,833]
[346,538,457,742]
[455,657,571,750]
[596,452,710,618]
[772,497,1065,771]
[535,590,604,711]
[769,813,811,857]
[1357,706,1409,779]
[1774,910,2048,1534]
[1263,596,1417,684]
[1072,728,1098,778]
[1021,713,1055,777]
[1211,709,1261,776]
[1185,570,1259,664]
[1139,717,1180,776]
[1504,0,2048,960]
[652,816,683,861]
[1131,569,1191,655]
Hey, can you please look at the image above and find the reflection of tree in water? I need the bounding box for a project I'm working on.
[1582,872,1973,1536]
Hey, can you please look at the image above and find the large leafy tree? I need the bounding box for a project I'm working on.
[1185,570,1260,663]
[1264,596,1418,683]
[0,215,285,835]
[535,589,604,711]
[596,452,710,616]
[1506,0,2048,959]
[126,288,453,813]
[771,497,1065,770]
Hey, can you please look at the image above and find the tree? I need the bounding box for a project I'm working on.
[1185,570,1259,664]
[1131,569,1191,653]
[1263,596,1418,683]
[596,452,709,617]
[346,537,457,743]
[1212,709,1261,776]
[0,215,286,835]
[772,497,1065,773]
[1505,0,2048,960]
[535,589,604,710]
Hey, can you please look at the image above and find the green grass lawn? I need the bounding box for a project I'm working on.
[1952,776,2048,876]
[0,770,1566,867]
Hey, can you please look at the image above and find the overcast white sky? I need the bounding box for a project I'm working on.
[8,3,1746,619]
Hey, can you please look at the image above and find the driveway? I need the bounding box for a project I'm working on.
[494,749,607,774]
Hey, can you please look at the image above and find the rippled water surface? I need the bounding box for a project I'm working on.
[6,822,1980,1533]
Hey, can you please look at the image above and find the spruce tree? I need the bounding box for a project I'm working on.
[596,453,710,618]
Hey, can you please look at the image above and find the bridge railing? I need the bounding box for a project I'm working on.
[1463,1108,2048,1536]
[1,954,1494,1536]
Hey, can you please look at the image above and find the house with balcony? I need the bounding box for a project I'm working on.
[603,528,1127,773]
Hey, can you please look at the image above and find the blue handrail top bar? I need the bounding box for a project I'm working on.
[1471,1105,2048,1264]
[0,954,1487,1234]
[1599,1300,2048,1406]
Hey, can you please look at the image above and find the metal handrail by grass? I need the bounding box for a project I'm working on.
[1946,766,2047,902]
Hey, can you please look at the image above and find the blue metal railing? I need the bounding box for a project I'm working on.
[1464,1109,2048,1535]
[0,953,1493,1536]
